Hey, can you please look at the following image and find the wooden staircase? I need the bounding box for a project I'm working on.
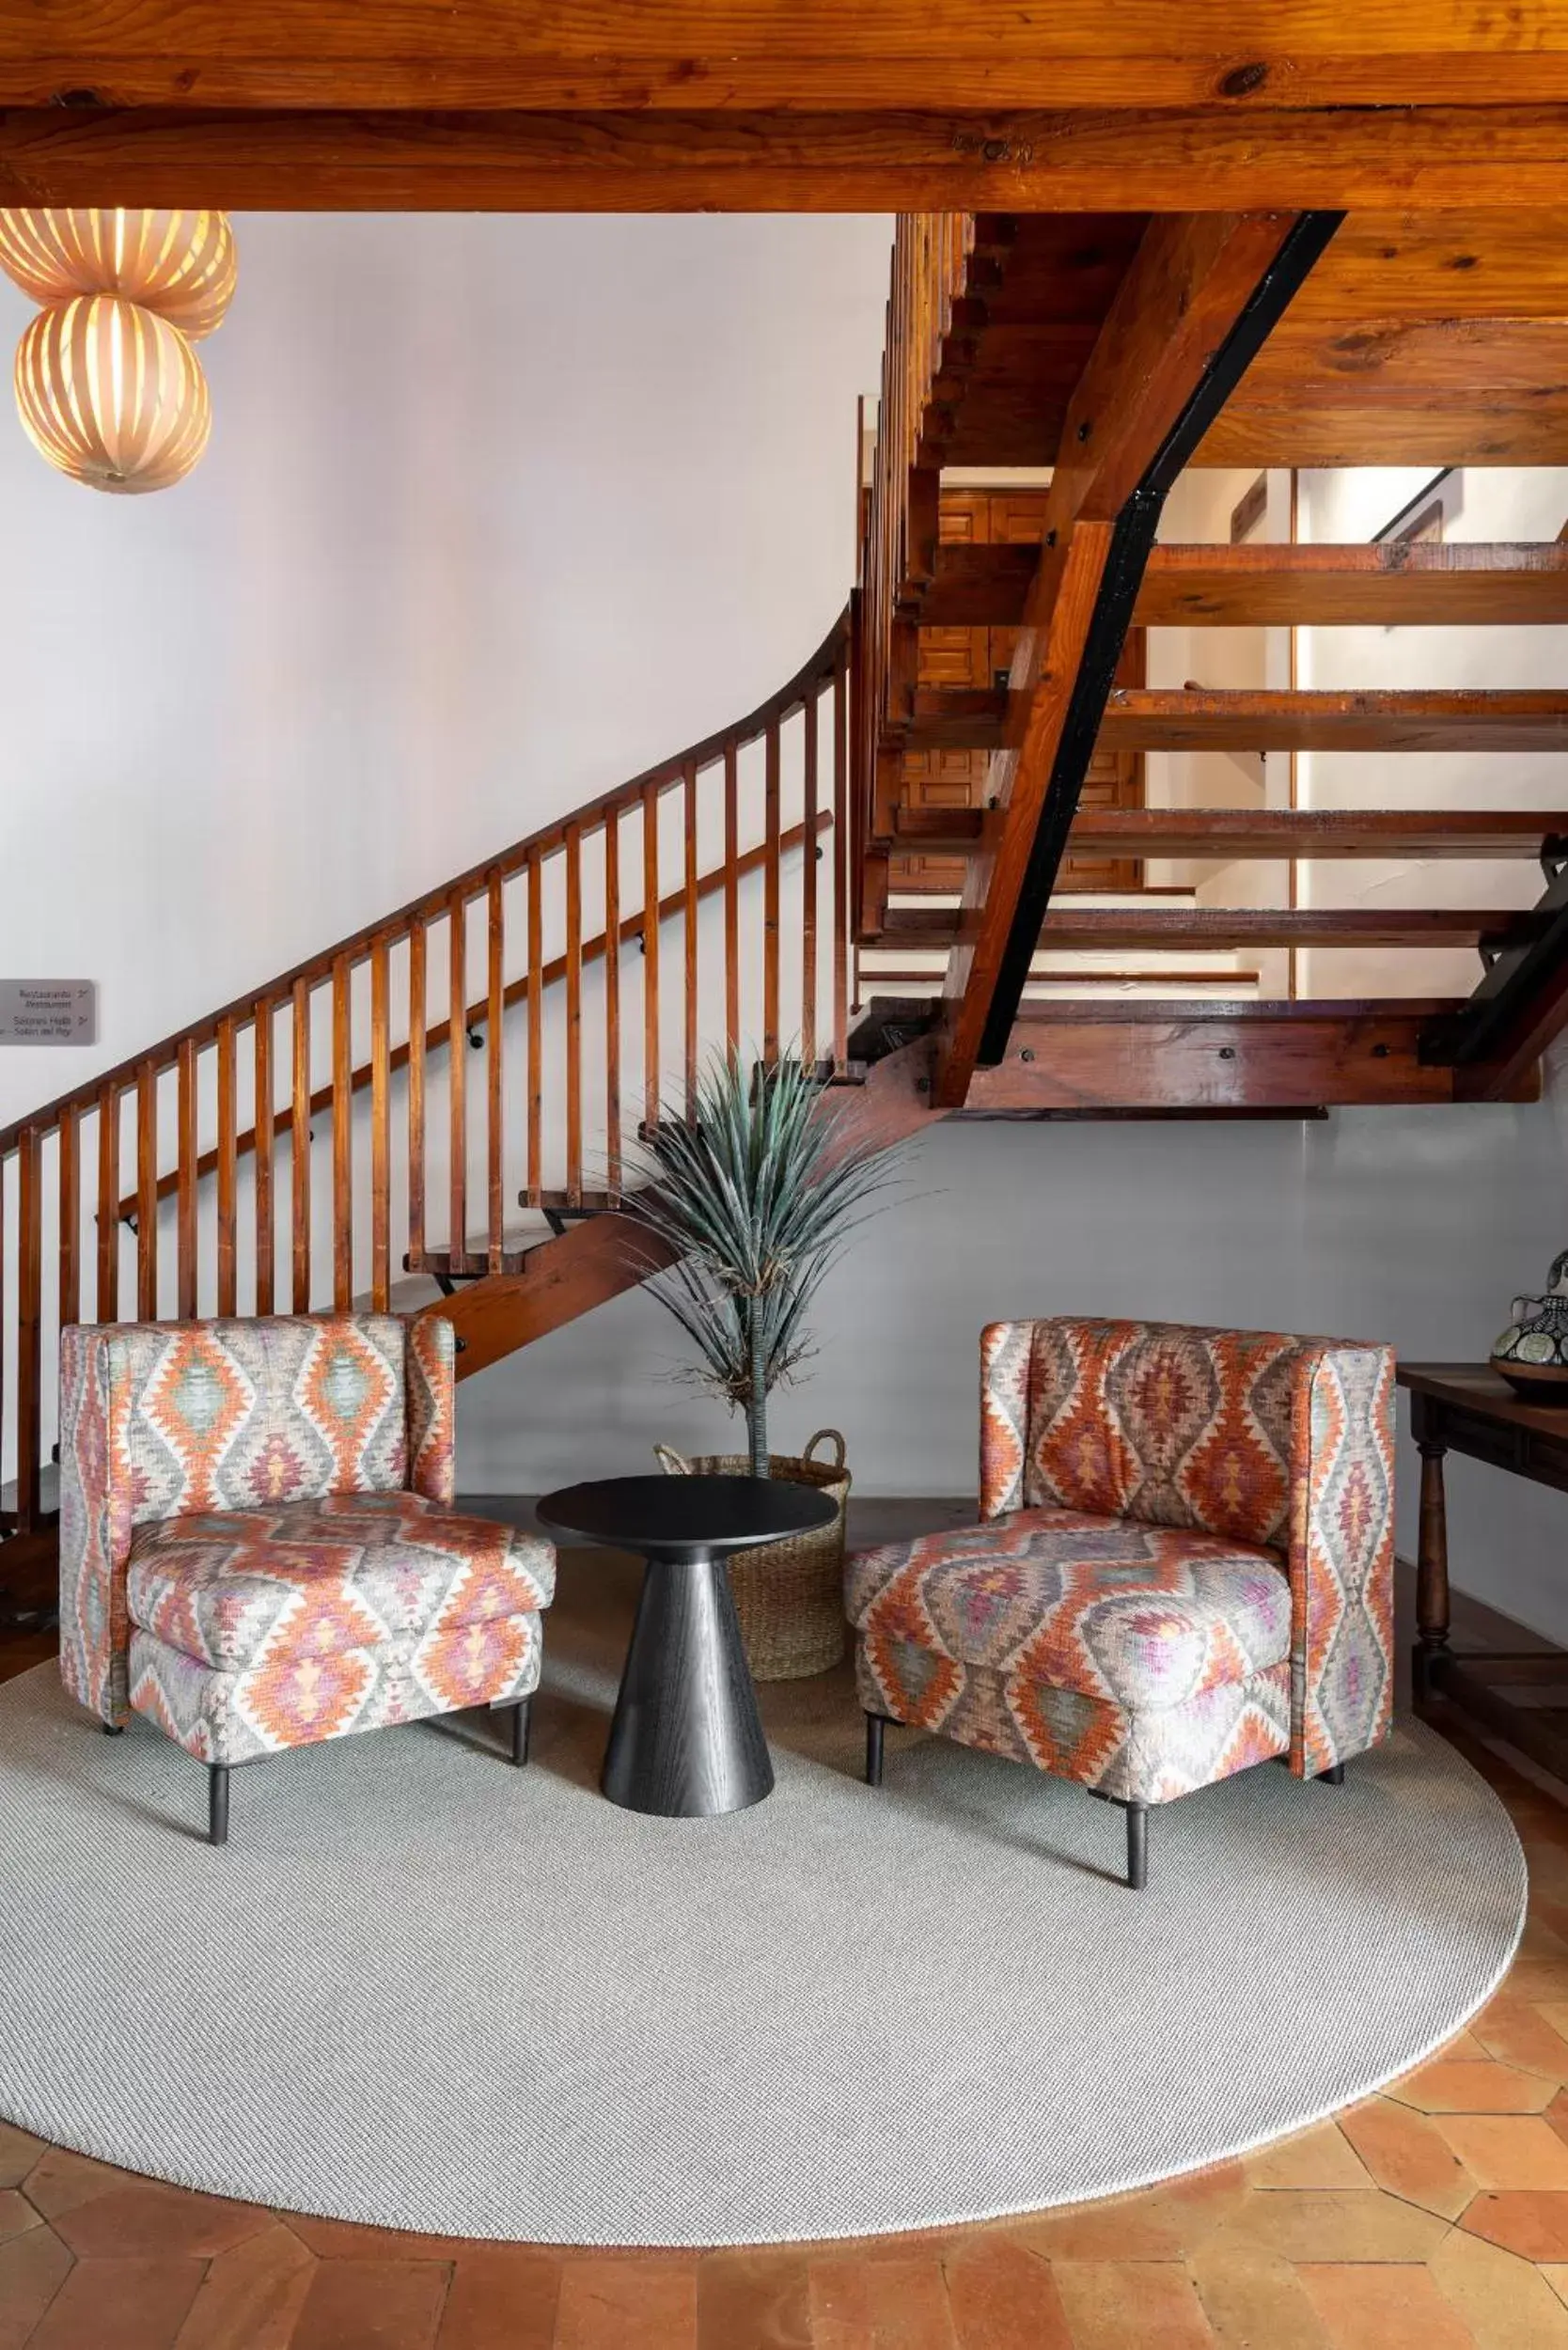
[854,210,1568,1113]
[8,197,1568,1610]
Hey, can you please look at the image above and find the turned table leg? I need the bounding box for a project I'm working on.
[1415,1434,1450,1706]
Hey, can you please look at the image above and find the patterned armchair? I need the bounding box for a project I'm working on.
[58,1313,556,1846]
[846,1318,1395,1888]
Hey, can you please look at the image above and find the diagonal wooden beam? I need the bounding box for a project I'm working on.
[933,207,1341,1108]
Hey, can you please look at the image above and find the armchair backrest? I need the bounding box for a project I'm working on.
[980,1315,1391,1553]
[58,1313,455,1722]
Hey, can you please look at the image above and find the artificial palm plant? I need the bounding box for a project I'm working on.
[624,1053,908,1477]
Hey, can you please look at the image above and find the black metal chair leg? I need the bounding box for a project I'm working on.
[1125,1801,1148,1890]
[1318,1762,1345,1785]
[208,1764,229,1847]
[510,1696,532,1768]
[864,1712,886,1788]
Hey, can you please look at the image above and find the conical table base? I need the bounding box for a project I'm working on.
[602,1549,776,1817]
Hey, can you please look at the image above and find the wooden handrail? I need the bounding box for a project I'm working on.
[115,813,831,1222]
[0,610,848,1159]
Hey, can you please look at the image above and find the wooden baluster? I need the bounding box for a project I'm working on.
[96,1081,118,1322]
[136,1060,158,1319]
[525,848,542,1210]
[407,916,427,1267]
[448,893,467,1276]
[253,1005,274,1313]
[683,760,699,1116]
[176,1040,197,1318]
[370,939,391,1309]
[723,741,740,1061]
[216,1016,238,1316]
[15,1128,40,1530]
[604,811,622,1201]
[290,979,311,1313]
[0,1152,6,1520]
[643,781,661,1129]
[763,718,781,1068]
[834,635,850,1073]
[565,822,584,1209]
[332,953,353,1309]
[485,876,504,1271]
[802,691,820,1071]
[57,1103,80,1333]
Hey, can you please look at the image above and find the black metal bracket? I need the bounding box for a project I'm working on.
[975,209,1345,1069]
[1420,864,1568,1069]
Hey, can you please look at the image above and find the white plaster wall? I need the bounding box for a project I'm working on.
[0,212,894,1130]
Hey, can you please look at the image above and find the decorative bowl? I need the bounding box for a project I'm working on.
[1491,1250,1568,1401]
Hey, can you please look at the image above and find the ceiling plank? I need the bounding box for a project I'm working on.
[5,106,1568,211]
[8,2,1568,112]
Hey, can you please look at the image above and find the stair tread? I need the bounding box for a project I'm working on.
[903,686,1568,756]
[878,905,1533,949]
[889,807,1568,858]
[915,540,1568,629]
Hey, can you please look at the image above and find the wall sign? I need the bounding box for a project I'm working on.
[0,980,97,1044]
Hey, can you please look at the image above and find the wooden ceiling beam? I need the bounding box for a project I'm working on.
[918,541,1568,629]
[5,106,1568,211]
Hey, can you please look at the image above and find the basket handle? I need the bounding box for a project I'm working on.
[803,1428,847,1471]
[653,1444,694,1477]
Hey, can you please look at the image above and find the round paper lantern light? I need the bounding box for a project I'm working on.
[0,209,236,340]
[14,295,211,494]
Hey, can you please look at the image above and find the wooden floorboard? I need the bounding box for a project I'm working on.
[888,807,1568,860]
[881,906,1530,950]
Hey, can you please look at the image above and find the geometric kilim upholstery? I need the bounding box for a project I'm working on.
[58,1312,552,1773]
[847,1510,1294,1805]
[851,1317,1395,1810]
[125,1493,556,1673]
[846,1512,1292,1712]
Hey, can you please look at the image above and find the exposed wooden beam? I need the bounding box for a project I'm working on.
[8,4,1568,113]
[932,208,1341,1106]
[890,807,1568,859]
[890,906,1533,949]
[5,107,1568,211]
[961,1000,1540,1112]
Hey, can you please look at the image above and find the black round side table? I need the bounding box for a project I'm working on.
[536,1473,838,1818]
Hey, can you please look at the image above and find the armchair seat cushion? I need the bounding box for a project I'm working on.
[847,1507,1292,1715]
[125,1492,556,1673]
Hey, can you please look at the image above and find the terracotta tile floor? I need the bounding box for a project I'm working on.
[3,1618,1566,2344]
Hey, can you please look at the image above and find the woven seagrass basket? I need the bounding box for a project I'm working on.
[653,1429,851,1682]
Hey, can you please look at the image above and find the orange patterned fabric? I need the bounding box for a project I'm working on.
[957,1316,1394,1782]
[58,1312,549,1768]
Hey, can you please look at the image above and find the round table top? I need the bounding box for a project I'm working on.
[536,1473,837,1559]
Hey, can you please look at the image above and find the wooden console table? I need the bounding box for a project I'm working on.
[1401,1361,1568,1778]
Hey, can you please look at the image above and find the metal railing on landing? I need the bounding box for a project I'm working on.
[0,612,853,1541]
